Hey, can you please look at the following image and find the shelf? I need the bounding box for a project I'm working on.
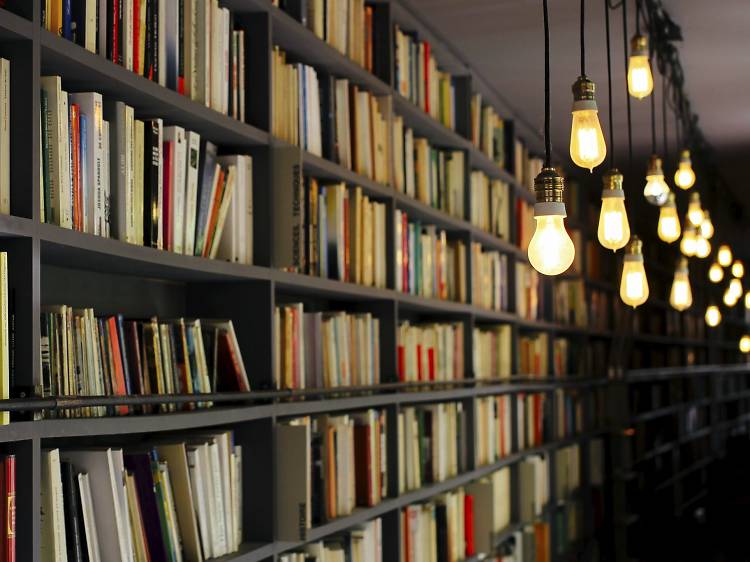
[392,93,469,151]
[0,8,33,41]
[39,30,269,149]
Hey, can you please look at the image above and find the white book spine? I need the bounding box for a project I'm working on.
[171,127,187,254]
[102,120,110,237]
[158,0,167,86]
[124,0,134,71]
[244,156,253,264]
[187,447,213,559]
[125,105,135,243]
[78,473,103,562]
[60,91,73,230]
[184,131,201,256]
[208,442,228,556]
[155,119,164,250]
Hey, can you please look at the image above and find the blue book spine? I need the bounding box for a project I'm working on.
[62,0,73,40]
[79,114,88,232]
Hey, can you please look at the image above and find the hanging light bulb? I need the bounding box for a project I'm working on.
[705,305,722,327]
[680,225,697,257]
[528,168,576,276]
[657,191,680,243]
[687,192,705,226]
[643,155,669,206]
[745,291,750,309]
[619,236,649,308]
[669,258,693,311]
[717,245,733,267]
[724,285,739,307]
[570,77,607,171]
[673,150,696,189]
[730,278,743,299]
[597,169,629,250]
[709,262,724,283]
[732,260,745,278]
[627,34,654,99]
[700,211,714,240]
[694,235,711,259]
[740,335,750,353]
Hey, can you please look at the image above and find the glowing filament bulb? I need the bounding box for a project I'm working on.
[680,226,697,257]
[669,258,692,311]
[709,263,724,283]
[746,291,750,309]
[627,35,654,99]
[732,260,745,278]
[705,305,721,327]
[528,169,576,276]
[741,335,750,353]
[657,192,680,243]
[718,245,733,267]
[643,155,669,206]
[694,235,711,259]
[687,192,704,226]
[674,150,696,189]
[597,169,630,251]
[620,237,649,308]
[569,77,606,171]
[724,285,738,307]
[700,211,714,240]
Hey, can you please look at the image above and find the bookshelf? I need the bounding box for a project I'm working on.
[0,1,743,561]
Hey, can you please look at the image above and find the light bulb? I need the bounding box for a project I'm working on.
[627,35,654,99]
[709,262,724,283]
[732,260,745,278]
[680,226,697,257]
[724,285,738,307]
[740,335,750,353]
[569,77,606,171]
[730,278,743,298]
[597,169,630,251]
[528,168,576,276]
[687,192,704,226]
[705,305,722,327]
[620,236,649,308]
[695,235,711,259]
[718,245,733,267]
[643,155,669,206]
[746,291,750,309]
[669,258,693,311]
[657,191,680,243]
[700,211,714,240]
[674,150,696,190]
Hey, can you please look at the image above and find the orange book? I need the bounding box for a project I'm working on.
[70,104,82,231]
[201,166,226,257]
[107,317,129,415]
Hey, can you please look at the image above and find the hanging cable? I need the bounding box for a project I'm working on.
[543,0,551,167]
[662,74,668,158]
[580,0,586,76]
[635,0,641,35]
[605,0,614,168]
[650,73,657,153]
[623,0,633,166]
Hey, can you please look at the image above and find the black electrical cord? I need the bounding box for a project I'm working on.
[662,74,668,158]
[650,73,657,153]
[605,0,614,168]
[580,0,586,76]
[543,0,551,167]
[623,0,633,167]
[635,0,641,35]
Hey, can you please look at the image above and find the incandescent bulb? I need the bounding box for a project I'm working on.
[732,260,745,279]
[620,236,649,308]
[695,235,711,259]
[709,262,724,283]
[705,305,722,327]
[680,226,697,257]
[740,335,750,353]
[718,245,733,267]
[674,150,696,189]
[643,155,669,206]
[657,192,680,243]
[597,169,629,250]
[730,278,743,299]
[687,192,704,226]
[669,258,693,311]
[700,212,714,240]
[569,78,606,171]
[528,168,576,276]
[627,35,654,99]
[746,291,750,309]
[724,285,738,307]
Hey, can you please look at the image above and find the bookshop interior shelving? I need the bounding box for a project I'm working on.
[0,1,745,561]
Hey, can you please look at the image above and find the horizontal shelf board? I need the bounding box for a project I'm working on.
[207,542,274,562]
[393,93,468,150]
[0,8,33,41]
[625,364,750,381]
[40,31,269,149]
[273,269,393,301]
[0,214,37,238]
[301,150,395,201]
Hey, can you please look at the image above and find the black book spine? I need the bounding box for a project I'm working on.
[178,0,185,92]
[151,0,159,82]
[144,0,152,78]
[319,71,336,162]
[435,503,448,562]
[106,0,114,60]
[60,462,86,562]
[143,120,160,247]
[282,0,307,25]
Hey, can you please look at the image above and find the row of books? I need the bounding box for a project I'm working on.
[42,0,246,119]
[473,325,512,380]
[496,524,551,562]
[516,263,542,321]
[470,171,510,239]
[554,390,586,439]
[472,243,509,311]
[517,393,547,451]
[518,454,549,523]
[552,337,585,378]
[279,518,383,562]
[401,468,511,561]
[519,333,549,377]
[516,198,534,253]
[274,304,381,389]
[276,411,387,539]
[41,431,242,561]
[394,25,456,131]
[397,321,464,383]
[553,280,587,328]
[470,94,507,169]
[555,444,581,500]
[40,80,254,263]
[394,212,467,301]
[513,141,543,193]
[475,395,512,467]
[40,307,250,417]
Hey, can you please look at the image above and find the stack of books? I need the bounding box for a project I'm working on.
[399,403,467,492]
[41,432,242,561]
[40,308,249,416]
[394,211,467,301]
[474,395,512,466]
[397,321,464,382]
[280,518,383,562]
[42,1,247,120]
[471,243,509,311]
[470,93,507,168]
[473,325,512,380]
[470,171,510,238]
[40,80,254,263]
[394,26,455,130]
[274,304,381,389]
[276,411,387,540]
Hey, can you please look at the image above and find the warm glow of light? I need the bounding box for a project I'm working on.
[657,204,680,243]
[528,214,576,276]
[680,227,697,257]
[724,286,739,307]
[598,197,630,251]
[674,151,696,190]
[700,212,714,239]
[718,245,733,267]
[688,195,705,226]
[745,291,750,309]
[695,235,711,259]
[705,305,722,327]
[709,263,724,283]
[669,262,693,311]
[730,278,743,299]
[628,55,654,99]
[620,260,649,308]
[570,109,607,171]
[740,335,750,353]
[643,173,669,206]
[732,260,745,278]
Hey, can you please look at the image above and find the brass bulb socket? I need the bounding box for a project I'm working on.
[690,191,701,203]
[534,167,565,204]
[677,257,689,272]
[631,34,649,57]
[627,235,643,256]
[572,76,596,102]
[680,150,691,163]
[664,191,676,207]
[602,168,624,190]
[647,155,664,176]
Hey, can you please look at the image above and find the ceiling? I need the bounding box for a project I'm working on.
[407,0,750,219]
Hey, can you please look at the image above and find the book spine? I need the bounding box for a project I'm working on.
[4,455,13,562]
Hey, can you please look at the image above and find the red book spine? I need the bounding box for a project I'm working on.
[416,343,422,381]
[112,0,119,65]
[4,455,13,562]
[397,345,405,382]
[427,347,435,381]
[133,0,140,73]
[70,104,81,231]
[107,318,129,415]
[162,140,173,252]
[534,394,542,445]
[464,493,475,556]
[423,41,430,114]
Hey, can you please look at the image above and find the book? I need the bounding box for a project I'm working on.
[276,420,312,541]
[397,321,464,383]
